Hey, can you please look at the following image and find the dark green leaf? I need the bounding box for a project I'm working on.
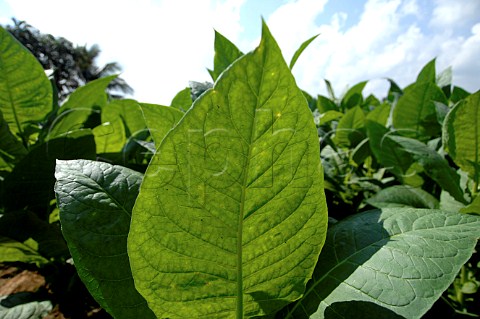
[334,106,365,148]
[289,34,318,70]
[366,121,413,180]
[317,95,337,113]
[341,81,367,110]
[54,159,155,319]
[0,110,27,171]
[282,208,480,319]
[2,129,95,215]
[450,86,470,104]
[128,22,328,318]
[0,210,69,261]
[389,135,466,204]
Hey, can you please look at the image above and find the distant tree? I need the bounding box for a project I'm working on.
[4,18,133,101]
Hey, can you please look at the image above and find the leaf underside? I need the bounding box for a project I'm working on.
[128,22,328,318]
[281,208,480,319]
[54,159,155,319]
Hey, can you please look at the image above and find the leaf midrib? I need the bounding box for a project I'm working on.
[235,46,269,319]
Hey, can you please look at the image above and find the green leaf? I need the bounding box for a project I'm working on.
[319,110,343,125]
[0,236,49,265]
[289,34,318,70]
[450,86,470,104]
[316,95,337,113]
[93,117,126,154]
[47,76,116,138]
[341,81,367,110]
[389,135,466,203]
[459,195,480,215]
[324,80,336,101]
[0,26,53,144]
[139,103,184,147]
[443,91,480,184]
[392,82,446,140]
[416,58,436,84]
[93,99,147,155]
[366,121,413,180]
[211,30,244,81]
[170,87,192,111]
[334,106,365,148]
[281,208,480,319]
[2,129,96,215]
[365,103,391,126]
[0,110,27,171]
[350,138,371,167]
[386,78,403,103]
[0,296,52,319]
[366,185,439,209]
[54,159,155,319]
[436,66,452,87]
[0,210,69,261]
[128,22,328,318]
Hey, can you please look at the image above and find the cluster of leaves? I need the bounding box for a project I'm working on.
[0,24,163,316]
[1,20,480,319]
[305,57,480,315]
[3,18,133,101]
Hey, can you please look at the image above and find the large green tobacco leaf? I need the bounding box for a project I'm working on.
[47,76,116,139]
[54,159,155,319]
[0,26,52,143]
[209,30,244,81]
[392,82,446,140]
[281,208,480,319]
[139,103,184,146]
[443,91,480,184]
[128,22,328,319]
[366,185,439,209]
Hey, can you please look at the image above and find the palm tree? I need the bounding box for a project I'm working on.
[5,19,133,101]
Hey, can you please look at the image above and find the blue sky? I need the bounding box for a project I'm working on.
[1,0,479,105]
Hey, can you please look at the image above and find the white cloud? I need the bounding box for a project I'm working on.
[430,0,480,31]
[4,0,246,105]
[264,0,479,99]
[452,23,480,91]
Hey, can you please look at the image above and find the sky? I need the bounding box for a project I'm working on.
[1,0,479,105]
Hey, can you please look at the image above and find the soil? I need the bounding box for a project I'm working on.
[0,262,112,319]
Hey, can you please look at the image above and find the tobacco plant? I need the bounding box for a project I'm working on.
[1,21,480,319]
